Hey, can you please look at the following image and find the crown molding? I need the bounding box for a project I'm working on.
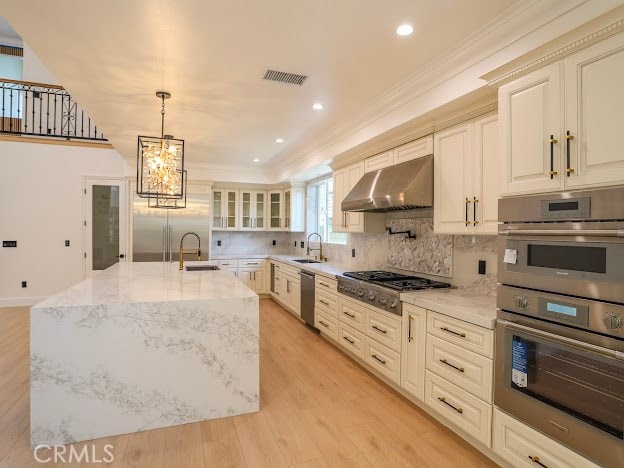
[485,17,624,87]
[272,0,621,182]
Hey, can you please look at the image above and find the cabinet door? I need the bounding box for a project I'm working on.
[212,190,224,229]
[240,190,253,230]
[401,304,426,400]
[284,189,292,230]
[393,135,433,165]
[433,122,473,234]
[225,190,238,229]
[332,169,348,233]
[565,34,624,189]
[474,113,500,234]
[254,191,266,230]
[499,63,562,195]
[238,268,254,289]
[253,267,266,294]
[268,190,283,230]
[364,150,393,173]
[288,187,306,232]
[345,162,364,232]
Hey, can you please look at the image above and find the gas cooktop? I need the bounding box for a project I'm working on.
[338,271,451,315]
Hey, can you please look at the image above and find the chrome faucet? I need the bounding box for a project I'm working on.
[179,232,201,270]
[307,232,326,262]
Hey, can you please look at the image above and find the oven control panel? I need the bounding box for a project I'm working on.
[498,285,624,338]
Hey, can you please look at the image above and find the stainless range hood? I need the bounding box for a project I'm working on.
[341,154,433,212]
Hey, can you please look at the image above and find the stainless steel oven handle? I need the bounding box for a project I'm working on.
[498,319,621,359]
[499,228,624,237]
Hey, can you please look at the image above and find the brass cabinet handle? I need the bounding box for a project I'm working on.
[437,397,463,414]
[319,281,330,287]
[319,299,330,306]
[343,311,356,318]
[408,314,413,342]
[372,325,387,334]
[565,131,574,177]
[549,134,558,178]
[319,320,329,328]
[440,326,466,338]
[343,336,355,345]
[473,197,478,226]
[371,354,386,365]
[439,358,465,373]
[465,198,471,226]
[528,455,548,468]
[287,279,290,293]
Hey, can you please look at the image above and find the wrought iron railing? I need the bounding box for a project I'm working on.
[0,78,107,141]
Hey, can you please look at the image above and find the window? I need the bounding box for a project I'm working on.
[307,177,346,244]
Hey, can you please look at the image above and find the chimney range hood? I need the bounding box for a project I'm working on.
[341,155,433,212]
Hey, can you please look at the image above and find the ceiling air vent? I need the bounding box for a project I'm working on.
[263,69,308,86]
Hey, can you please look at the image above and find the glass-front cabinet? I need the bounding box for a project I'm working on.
[212,189,239,230]
[240,190,267,231]
[268,190,283,230]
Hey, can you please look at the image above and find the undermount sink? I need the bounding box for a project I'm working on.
[293,259,321,264]
[185,265,220,271]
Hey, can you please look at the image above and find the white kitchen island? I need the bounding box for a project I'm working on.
[30,262,259,446]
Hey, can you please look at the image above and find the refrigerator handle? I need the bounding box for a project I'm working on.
[168,225,173,263]
[162,225,166,262]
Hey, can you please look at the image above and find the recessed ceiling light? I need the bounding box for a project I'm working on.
[252,158,260,163]
[275,138,284,143]
[396,24,413,36]
[312,103,324,110]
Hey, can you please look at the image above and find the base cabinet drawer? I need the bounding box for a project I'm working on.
[338,297,366,332]
[426,334,493,402]
[425,371,492,447]
[316,277,338,292]
[365,309,402,352]
[364,337,401,385]
[216,260,238,268]
[338,323,365,359]
[316,290,338,316]
[493,408,600,468]
[316,309,338,341]
[427,311,494,358]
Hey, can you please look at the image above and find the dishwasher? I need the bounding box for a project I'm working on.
[300,270,318,330]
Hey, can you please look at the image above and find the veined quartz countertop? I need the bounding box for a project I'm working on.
[212,254,347,279]
[34,261,256,308]
[400,289,497,329]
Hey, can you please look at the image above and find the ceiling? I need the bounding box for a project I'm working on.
[0,0,522,178]
[0,15,18,39]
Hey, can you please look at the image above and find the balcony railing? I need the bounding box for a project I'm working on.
[0,78,107,142]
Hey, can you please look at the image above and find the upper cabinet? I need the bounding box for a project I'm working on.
[212,189,239,230]
[499,33,624,196]
[333,162,385,233]
[364,136,434,173]
[239,190,266,231]
[434,113,500,235]
[268,187,305,232]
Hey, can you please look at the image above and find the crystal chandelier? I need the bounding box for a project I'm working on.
[137,91,185,200]
[148,170,187,209]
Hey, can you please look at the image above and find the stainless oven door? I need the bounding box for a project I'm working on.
[497,223,624,303]
[495,315,624,467]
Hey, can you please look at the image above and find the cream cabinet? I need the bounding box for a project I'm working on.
[493,408,600,468]
[401,304,426,401]
[239,190,267,231]
[433,113,500,234]
[212,189,239,230]
[363,136,434,173]
[333,162,385,234]
[284,187,305,232]
[272,261,301,316]
[499,33,624,195]
[268,190,284,231]
[238,258,267,294]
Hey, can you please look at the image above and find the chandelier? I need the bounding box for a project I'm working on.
[148,170,187,209]
[137,91,185,200]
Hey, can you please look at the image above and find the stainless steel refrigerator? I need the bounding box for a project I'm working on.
[132,193,210,262]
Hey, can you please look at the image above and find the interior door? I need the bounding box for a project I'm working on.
[84,178,128,278]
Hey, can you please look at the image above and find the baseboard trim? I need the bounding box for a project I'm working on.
[0,296,47,307]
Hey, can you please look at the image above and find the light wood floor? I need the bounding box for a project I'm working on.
[0,299,497,467]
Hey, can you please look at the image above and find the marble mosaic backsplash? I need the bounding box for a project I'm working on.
[211,231,296,256]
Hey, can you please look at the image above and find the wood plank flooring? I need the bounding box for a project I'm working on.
[0,300,497,467]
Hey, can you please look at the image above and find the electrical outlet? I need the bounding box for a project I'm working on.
[3,241,17,247]
[294,241,297,246]
[300,241,304,248]
[65,240,70,247]
[21,281,27,288]
[217,240,221,246]
[272,240,276,246]
[352,249,356,258]
[478,260,486,275]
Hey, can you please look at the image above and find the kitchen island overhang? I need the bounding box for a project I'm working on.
[30,262,259,447]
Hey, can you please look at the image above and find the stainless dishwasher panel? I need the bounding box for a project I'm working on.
[300,270,316,328]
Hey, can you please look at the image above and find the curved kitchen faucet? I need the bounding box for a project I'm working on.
[179,232,201,270]
[306,232,326,262]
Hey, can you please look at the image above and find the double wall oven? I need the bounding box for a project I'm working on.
[495,187,624,468]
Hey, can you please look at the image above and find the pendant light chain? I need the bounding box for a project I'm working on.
[161,95,166,139]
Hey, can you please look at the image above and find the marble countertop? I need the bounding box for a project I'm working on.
[33,261,257,308]
[400,289,497,329]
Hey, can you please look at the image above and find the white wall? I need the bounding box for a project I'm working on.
[22,42,58,85]
[0,140,128,306]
